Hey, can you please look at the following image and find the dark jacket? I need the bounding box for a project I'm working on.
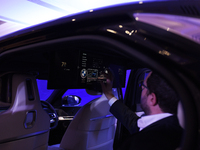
[110,100,183,150]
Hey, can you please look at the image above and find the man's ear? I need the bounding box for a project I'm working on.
[149,93,157,106]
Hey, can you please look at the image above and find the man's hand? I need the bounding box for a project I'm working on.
[100,69,115,100]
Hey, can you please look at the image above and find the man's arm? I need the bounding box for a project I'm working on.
[110,100,139,134]
[100,70,139,134]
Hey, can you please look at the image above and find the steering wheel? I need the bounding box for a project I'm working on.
[41,100,58,129]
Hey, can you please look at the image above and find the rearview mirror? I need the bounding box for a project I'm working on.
[62,95,81,106]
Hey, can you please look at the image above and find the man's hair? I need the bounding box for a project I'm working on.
[147,72,179,114]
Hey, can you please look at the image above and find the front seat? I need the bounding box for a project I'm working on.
[58,93,116,150]
[0,73,50,150]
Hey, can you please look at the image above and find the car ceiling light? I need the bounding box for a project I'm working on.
[159,50,171,56]
[135,17,139,21]
[139,1,143,4]
[107,29,117,34]
[125,30,135,36]
[129,30,134,35]
[89,10,93,12]
[119,25,123,28]
[72,19,76,21]
[125,30,130,34]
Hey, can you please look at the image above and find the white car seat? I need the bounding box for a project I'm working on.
[0,73,50,150]
[49,93,116,150]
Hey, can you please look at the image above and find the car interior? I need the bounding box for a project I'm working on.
[0,35,186,150]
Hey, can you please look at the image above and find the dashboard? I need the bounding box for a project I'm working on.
[48,50,126,90]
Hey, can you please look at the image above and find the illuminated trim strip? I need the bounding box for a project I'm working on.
[59,116,74,121]
[90,115,113,121]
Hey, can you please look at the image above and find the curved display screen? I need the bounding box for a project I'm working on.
[48,50,126,90]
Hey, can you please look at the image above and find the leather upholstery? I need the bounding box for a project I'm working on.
[0,74,50,150]
[59,94,116,150]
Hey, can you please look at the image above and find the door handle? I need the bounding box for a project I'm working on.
[24,110,37,129]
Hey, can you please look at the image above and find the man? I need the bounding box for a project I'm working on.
[101,71,183,150]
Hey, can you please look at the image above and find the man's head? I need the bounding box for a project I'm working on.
[141,72,179,115]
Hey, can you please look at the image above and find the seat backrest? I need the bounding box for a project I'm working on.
[0,73,50,150]
[60,94,116,150]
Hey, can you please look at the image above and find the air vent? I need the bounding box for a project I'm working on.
[180,5,200,16]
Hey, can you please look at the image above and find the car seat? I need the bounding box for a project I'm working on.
[0,73,50,150]
[49,92,116,150]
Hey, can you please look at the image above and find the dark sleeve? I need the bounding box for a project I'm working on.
[110,100,140,134]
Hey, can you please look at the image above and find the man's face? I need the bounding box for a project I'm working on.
[140,72,152,115]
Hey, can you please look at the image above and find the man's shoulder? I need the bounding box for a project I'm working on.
[156,115,181,126]
[131,115,183,149]
[142,115,183,132]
